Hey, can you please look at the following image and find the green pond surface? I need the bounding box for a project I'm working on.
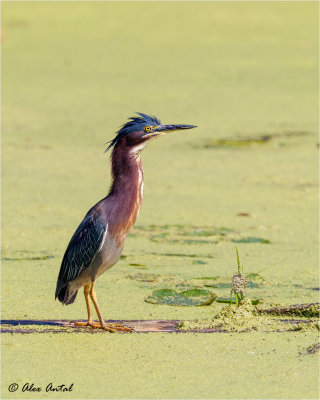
[2,2,319,399]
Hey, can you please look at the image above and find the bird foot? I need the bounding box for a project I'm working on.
[93,322,134,333]
[72,321,133,332]
[72,321,91,327]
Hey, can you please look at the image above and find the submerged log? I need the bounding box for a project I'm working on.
[258,303,319,318]
[0,316,317,334]
[0,319,224,334]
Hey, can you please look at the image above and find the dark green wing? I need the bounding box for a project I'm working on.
[55,215,107,303]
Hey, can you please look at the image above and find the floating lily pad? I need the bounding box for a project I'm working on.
[170,239,213,245]
[248,281,260,288]
[216,297,260,305]
[194,276,218,280]
[192,260,207,265]
[145,288,217,306]
[198,131,310,150]
[2,255,54,261]
[150,236,213,245]
[149,252,215,259]
[182,227,233,237]
[246,273,266,284]
[133,224,235,245]
[205,282,232,289]
[127,273,161,282]
[232,237,271,244]
[201,136,272,149]
[153,289,177,296]
[129,263,145,267]
[150,233,169,240]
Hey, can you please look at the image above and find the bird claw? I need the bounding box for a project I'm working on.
[71,321,134,332]
[100,323,134,333]
[72,321,90,327]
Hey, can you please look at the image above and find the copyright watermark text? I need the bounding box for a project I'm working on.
[8,383,74,393]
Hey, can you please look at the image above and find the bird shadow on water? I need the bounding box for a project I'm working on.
[0,319,83,334]
[1,319,62,326]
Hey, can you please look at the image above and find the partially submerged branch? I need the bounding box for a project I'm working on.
[258,303,319,318]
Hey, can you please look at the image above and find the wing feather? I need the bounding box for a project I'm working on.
[55,215,107,299]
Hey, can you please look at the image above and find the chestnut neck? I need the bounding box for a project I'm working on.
[109,141,143,196]
[104,141,144,243]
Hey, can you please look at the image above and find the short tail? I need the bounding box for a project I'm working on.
[56,285,78,305]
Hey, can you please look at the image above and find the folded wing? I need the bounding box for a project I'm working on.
[55,215,107,304]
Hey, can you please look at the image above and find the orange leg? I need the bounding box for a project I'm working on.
[88,283,133,332]
[74,283,133,332]
[74,284,95,327]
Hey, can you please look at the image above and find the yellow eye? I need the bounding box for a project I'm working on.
[145,126,152,132]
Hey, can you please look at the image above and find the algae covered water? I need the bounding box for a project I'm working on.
[2,2,319,399]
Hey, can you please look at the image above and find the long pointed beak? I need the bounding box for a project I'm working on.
[155,124,197,133]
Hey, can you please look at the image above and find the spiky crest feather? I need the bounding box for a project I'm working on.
[105,113,161,152]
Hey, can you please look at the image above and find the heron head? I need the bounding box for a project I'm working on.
[106,113,197,153]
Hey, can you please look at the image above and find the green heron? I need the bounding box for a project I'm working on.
[55,113,197,332]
